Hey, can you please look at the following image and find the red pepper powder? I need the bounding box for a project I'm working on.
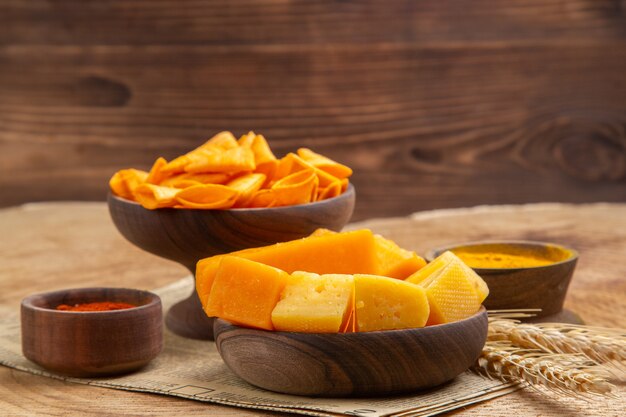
[56,301,136,312]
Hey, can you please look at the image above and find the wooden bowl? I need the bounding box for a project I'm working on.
[426,241,579,322]
[214,307,488,397]
[107,185,355,340]
[21,287,163,377]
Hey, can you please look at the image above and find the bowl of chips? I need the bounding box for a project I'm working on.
[108,131,356,339]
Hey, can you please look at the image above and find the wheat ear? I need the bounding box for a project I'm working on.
[474,344,614,396]
[488,319,626,373]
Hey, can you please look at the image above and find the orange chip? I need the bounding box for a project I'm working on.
[313,166,341,188]
[271,169,319,206]
[239,133,278,179]
[274,153,311,180]
[160,154,190,175]
[198,131,239,151]
[297,148,352,179]
[227,173,267,208]
[340,178,349,192]
[109,131,352,210]
[188,173,231,184]
[249,134,277,166]
[316,180,343,201]
[275,153,339,188]
[109,169,149,200]
[175,184,240,209]
[160,173,221,188]
[161,132,239,175]
[237,131,257,147]
[146,157,169,185]
[134,184,179,209]
[247,189,277,208]
[185,146,256,174]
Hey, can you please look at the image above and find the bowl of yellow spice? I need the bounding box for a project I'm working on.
[425,241,579,323]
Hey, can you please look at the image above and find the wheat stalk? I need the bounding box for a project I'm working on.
[488,319,626,373]
[474,343,614,397]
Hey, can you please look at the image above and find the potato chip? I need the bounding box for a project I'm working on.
[109,169,149,200]
[186,173,231,184]
[340,178,349,192]
[185,146,256,174]
[237,131,257,147]
[275,153,339,188]
[109,131,352,209]
[239,133,277,179]
[297,148,353,179]
[134,184,179,209]
[227,173,267,208]
[271,169,319,206]
[160,172,230,188]
[249,134,277,170]
[248,189,277,208]
[199,131,239,151]
[161,132,239,175]
[175,184,240,209]
[274,153,311,180]
[160,154,190,175]
[146,157,168,185]
[316,180,343,201]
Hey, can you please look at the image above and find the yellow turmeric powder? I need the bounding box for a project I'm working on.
[452,251,550,269]
[451,244,571,269]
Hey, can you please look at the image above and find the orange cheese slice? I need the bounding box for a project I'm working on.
[204,256,289,330]
[196,229,378,306]
[373,234,426,279]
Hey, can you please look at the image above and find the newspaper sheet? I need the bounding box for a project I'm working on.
[0,277,518,417]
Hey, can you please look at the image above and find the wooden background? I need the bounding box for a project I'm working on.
[1,0,625,220]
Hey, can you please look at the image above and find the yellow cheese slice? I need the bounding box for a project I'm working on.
[420,259,482,325]
[271,272,354,333]
[406,251,489,303]
[354,274,429,332]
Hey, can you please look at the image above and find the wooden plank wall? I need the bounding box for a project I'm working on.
[1,0,625,220]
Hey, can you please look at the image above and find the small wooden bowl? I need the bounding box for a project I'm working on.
[21,287,163,377]
[108,185,355,340]
[214,307,487,397]
[426,241,579,322]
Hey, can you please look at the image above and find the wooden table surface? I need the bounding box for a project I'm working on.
[1,202,624,416]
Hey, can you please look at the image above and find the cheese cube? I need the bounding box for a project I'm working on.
[204,256,289,330]
[406,251,489,303]
[354,274,429,332]
[373,234,426,279]
[196,229,378,306]
[271,272,354,333]
[420,259,482,325]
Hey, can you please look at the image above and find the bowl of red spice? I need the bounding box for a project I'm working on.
[21,287,163,377]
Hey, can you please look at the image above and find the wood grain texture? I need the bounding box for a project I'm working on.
[1,1,626,220]
[214,308,488,397]
[21,287,162,377]
[107,185,354,339]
